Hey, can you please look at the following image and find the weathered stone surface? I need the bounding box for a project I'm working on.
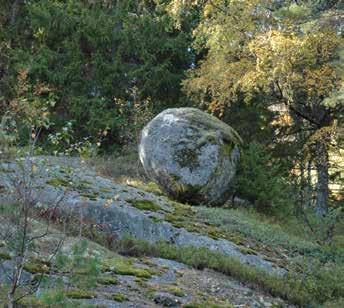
[139,108,242,206]
[0,260,32,285]
[0,157,285,277]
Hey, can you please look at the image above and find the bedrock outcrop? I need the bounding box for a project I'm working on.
[0,157,285,276]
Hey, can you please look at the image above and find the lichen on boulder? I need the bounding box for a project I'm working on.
[139,108,242,206]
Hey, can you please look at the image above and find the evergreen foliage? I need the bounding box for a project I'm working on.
[237,143,293,212]
[1,0,192,148]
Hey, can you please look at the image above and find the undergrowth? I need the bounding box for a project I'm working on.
[197,207,319,253]
[197,206,344,262]
[114,237,344,307]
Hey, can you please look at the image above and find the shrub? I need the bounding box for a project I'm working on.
[236,142,293,213]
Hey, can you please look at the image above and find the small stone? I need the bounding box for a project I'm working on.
[154,293,182,307]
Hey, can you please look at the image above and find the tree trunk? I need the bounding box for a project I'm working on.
[7,292,14,308]
[315,140,329,217]
[10,0,22,26]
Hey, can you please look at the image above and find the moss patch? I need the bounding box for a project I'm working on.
[97,275,118,285]
[181,108,243,145]
[80,192,98,201]
[166,286,186,297]
[102,257,152,278]
[24,258,50,274]
[161,202,286,264]
[184,301,233,308]
[127,199,162,212]
[112,293,127,302]
[66,289,96,299]
[0,251,11,260]
[114,237,344,307]
[46,178,70,188]
[128,180,163,196]
[17,296,46,307]
[99,187,112,194]
[222,142,234,157]
[175,148,199,169]
[239,247,258,255]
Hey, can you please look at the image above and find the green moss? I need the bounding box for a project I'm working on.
[47,177,93,196]
[222,142,234,157]
[0,251,11,260]
[207,227,222,240]
[128,199,162,212]
[66,289,96,299]
[99,187,112,194]
[184,301,233,308]
[128,180,163,196]
[166,286,186,297]
[114,237,344,307]
[46,178,70,187]
[164,213,185,227]
[175,148,199,169]
[0,167,15,173]
[163,202,264,258]
[24,258,50,274]
[75,180,92,190]
[80,192,98,201]
[164,203,237,241]
[17,296,45,307]
[102,257,152,278]
[97,275,118,285]
[332,235,344,249]
[196,206,320,257]
[182,108,243,145]
[112,293,127,302]
[197,131,218,147]
[150,216,163,223]
[239,247,258,255]
[134,277,148,288]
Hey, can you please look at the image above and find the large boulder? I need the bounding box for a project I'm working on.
[139,108,242,206]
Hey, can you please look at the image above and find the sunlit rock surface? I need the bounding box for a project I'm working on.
[139,108,242,206]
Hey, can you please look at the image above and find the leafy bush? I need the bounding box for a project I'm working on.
[236,142,293,213]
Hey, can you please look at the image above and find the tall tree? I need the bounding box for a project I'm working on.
[181,0,343,215]
[241,30,343,215]
[1,0,192,147]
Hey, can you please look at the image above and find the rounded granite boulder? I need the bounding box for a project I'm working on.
[139,108,242,206]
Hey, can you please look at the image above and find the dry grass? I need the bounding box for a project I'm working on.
[88,149,147,183]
